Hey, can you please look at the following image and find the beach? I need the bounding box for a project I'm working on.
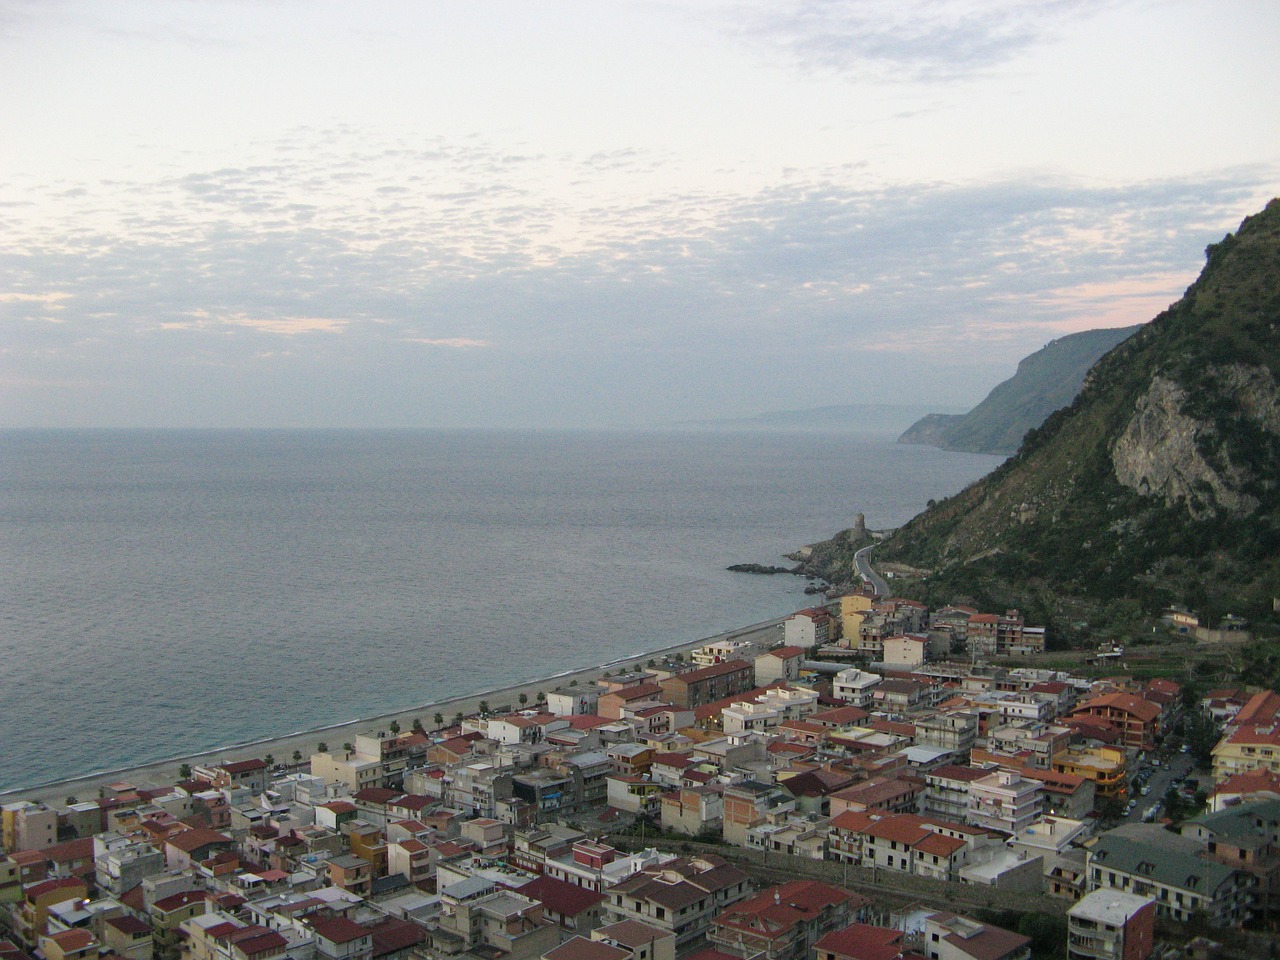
[5,617,786,809]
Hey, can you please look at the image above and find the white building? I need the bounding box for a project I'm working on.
[967,771,1042,837]
[783,609,831,649]
[546,688,600,716]
[832,668,880,707]
[1067,890,1156,960]
[692,639,759,666]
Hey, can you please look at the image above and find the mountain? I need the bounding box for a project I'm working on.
[808,199,1280,631]
[898,326,1141,455]
[676,403,965,434]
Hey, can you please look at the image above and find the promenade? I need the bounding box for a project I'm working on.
[5,617,786,808]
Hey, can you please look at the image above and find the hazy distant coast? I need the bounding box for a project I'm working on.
[3,617,786,807]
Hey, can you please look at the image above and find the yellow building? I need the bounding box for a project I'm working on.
[1211,725,1280,781]
[1052,745,1128,801]
[0,855,21,904]
[18,877,88,946]
[838,594,873,647]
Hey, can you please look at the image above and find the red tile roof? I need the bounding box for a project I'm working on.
[166,828,233,854]
[1071,693,1161,723]
[368,917,427,957]
[517,875,606,918]
[45,930,95,953]
[713,881,864,942]
[42,837,94,864]
[814,923,904,960]
[152,890,206,913]
[310,917,369,945]
[105,916,150,936]
[544,940,630,960]
[23,877,85,900]
[664,660,752,685]
[219,759,268,774]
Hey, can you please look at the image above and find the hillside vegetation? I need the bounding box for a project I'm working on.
[898,325,1140,455]
[834,200,1280,633]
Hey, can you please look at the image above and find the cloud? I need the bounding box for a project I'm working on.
[223,315,348,336]
[729,0,1111,82]
[0,123,1272,425]
[404,338,490,348]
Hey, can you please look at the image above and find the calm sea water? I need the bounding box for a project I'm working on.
[0,429,1002,791]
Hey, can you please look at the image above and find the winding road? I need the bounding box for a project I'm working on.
[854,543,889,597]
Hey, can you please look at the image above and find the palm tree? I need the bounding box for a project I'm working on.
[264,754,275,767]
[343,742,354,753]
[518,693,528,707]
[434,712,444,728]
[317,742,329,753]
[178,763,192,780]
[452,711,463,726]
[535,690,546,703]
[389,720,401,735]
[411,718,424,733]
[479,700,490,715]
[292,749,303,764]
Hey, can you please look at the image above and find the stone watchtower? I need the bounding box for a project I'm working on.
[851,512,867,540]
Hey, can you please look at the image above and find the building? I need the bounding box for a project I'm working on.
[547,689,601,717]
[659,662,754,710]
[707,881,868,960]
[590,920,675,960]
[1180,799,1280,921]
[882,635,929,669]
[966,771,1042,837]
[722,782,796,847]
[814,924,906,960]
[310,917,373,960]
[754,647,806,685]
[192,759,270,795]
[1066,695,1161,751]
[1085,831,1253,926]
[660,787,724,838]
[1,803,58,853]
[922,914,1030,960]
[603,855,750,949]
[831,670,880,708]
[434,888,558,960]
[783,609,832,649]
[916,712,978,756]
[17,877,88,945]
[1053,746,1128,803]
[922,766,990,823]
[517,875,606,933]
[1211,724,1280,781]
[1067,889,1156,960]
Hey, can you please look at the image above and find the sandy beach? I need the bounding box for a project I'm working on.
[5,617,786,808]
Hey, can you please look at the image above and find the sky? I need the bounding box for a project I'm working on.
[1,0,1277,429]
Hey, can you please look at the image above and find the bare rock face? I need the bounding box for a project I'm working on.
[1111,366,1280,518]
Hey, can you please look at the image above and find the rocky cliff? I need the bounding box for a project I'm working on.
[899,325,1140,455]
[859,199,1280,627]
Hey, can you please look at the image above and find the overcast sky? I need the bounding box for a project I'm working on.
[2,0,1277,428]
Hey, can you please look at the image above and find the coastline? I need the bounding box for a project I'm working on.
[3,616,786,808]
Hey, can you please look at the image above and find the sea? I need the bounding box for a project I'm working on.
[0,428,1003,792]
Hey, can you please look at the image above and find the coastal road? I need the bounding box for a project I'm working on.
[854,544,888,597]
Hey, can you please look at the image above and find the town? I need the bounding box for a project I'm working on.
[4,592,1280,960]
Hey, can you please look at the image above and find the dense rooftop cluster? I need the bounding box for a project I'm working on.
[4,595,1279,960]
